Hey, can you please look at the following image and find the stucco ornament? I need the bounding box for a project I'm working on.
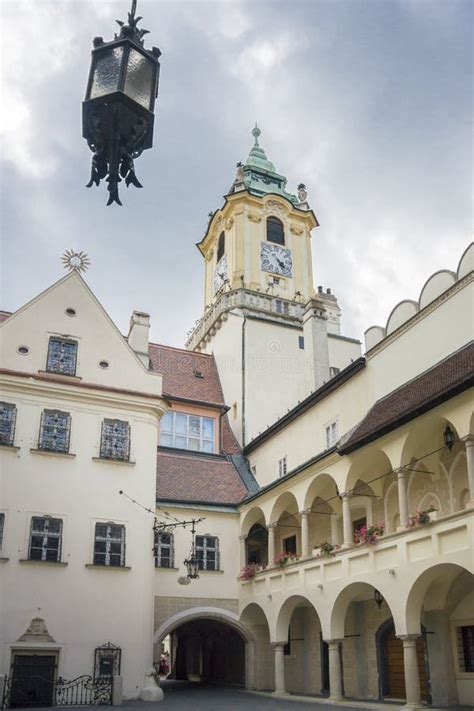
[264,200,288,217]
[139,667,163,701]
[18,617,56,643]
[297,183,308,203]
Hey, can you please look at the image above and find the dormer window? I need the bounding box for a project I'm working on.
[160,412,215,453]
[266,216,285,245]
[46,337,78,376]
[217,232,225,262]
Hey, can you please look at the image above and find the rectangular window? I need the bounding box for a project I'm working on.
[325,421,338,449]
[330,366,341,378]
[275,300,289,315]
[94,523,126,567]
[29,517,62,562]
[298,336,305,350]
[100,419,130,461]
[457,625,474,673]
[39,410,71,453]
[0,513,4,548]
[160,412,215,453]
[278,456,287,478]
[196,535,219,571]
[155,531,174,568]
[46,338,78,376]
[283,535,297,554]
[0,402,17,446]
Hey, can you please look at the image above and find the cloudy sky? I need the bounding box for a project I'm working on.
[1,0,471,347]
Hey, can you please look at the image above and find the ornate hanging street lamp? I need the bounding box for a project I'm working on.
[82,0,161,205]
[184,519,200,580]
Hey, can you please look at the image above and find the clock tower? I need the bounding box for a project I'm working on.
[198,125,318,306]
[186,126,361,446]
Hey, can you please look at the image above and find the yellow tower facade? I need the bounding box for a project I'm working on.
[187,127,361,446]
[197,126,319,307]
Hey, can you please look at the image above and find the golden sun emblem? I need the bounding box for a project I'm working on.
[61,250,91,273]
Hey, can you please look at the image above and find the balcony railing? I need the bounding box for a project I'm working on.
[240,508,473,596]
[186,288,304,350]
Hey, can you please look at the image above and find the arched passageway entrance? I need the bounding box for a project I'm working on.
[376,619,429,702]
[154,608,253,690]
[172,619,245,685]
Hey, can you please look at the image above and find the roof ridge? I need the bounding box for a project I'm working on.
[373,340,473,406]
[148,342,212,356]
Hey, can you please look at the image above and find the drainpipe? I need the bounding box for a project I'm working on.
[242,315,247,446]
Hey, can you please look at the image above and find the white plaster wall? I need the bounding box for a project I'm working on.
[0,273,162,396]
[0,279,165,699]
[202,312,243,443]
[368,278,473,401]
[154,506,240,600]
[0,392,159,699]
[327,335,362,372]
[244,318,312,444]
[247,367,369,487]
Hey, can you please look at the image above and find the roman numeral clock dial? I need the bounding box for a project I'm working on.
[260,243,293,277]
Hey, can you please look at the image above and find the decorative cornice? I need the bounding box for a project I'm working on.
[366,272,473,360]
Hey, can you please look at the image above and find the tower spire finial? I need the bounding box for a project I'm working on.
[252,123,261,147]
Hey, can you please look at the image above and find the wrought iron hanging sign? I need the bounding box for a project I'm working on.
[82,0,161,205]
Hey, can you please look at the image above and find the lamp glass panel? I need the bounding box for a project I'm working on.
[90,46,124,99]
[124,48,153,109]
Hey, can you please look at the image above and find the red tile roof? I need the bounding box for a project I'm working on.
[149,344,226,406]
[156,449,248,505]
[339,342,474,454]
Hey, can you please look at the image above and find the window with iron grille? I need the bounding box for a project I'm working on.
[100,419,130,461]
[457,625,474,673]
[0,402,17,446]
[29,516,62,562]
[46,338,78,376]
[278,456,287,478]
[196,535,219,571]
[39,410,71,453]
[154,531,174,568]
[0,513,5,548]
[94,523,126,567]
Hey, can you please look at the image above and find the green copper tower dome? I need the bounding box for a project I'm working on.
[229,124,299,205]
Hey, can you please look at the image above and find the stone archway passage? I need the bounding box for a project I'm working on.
[378,621,429,701]
[172,619,245,686]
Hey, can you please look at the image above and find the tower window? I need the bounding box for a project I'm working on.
[298,336,305,350]
[217,232,225,262]
[266,217,285,245]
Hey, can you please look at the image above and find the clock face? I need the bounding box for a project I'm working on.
[260,242,293,277]
[214,255,228,293]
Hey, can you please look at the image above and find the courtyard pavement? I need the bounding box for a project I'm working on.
[16,683,474,711]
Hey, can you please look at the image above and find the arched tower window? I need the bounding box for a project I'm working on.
[266,217,285,245]
[217,232,225,262]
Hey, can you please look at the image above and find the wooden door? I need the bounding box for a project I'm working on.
[383,628,429,701]
[10,654,56,708]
